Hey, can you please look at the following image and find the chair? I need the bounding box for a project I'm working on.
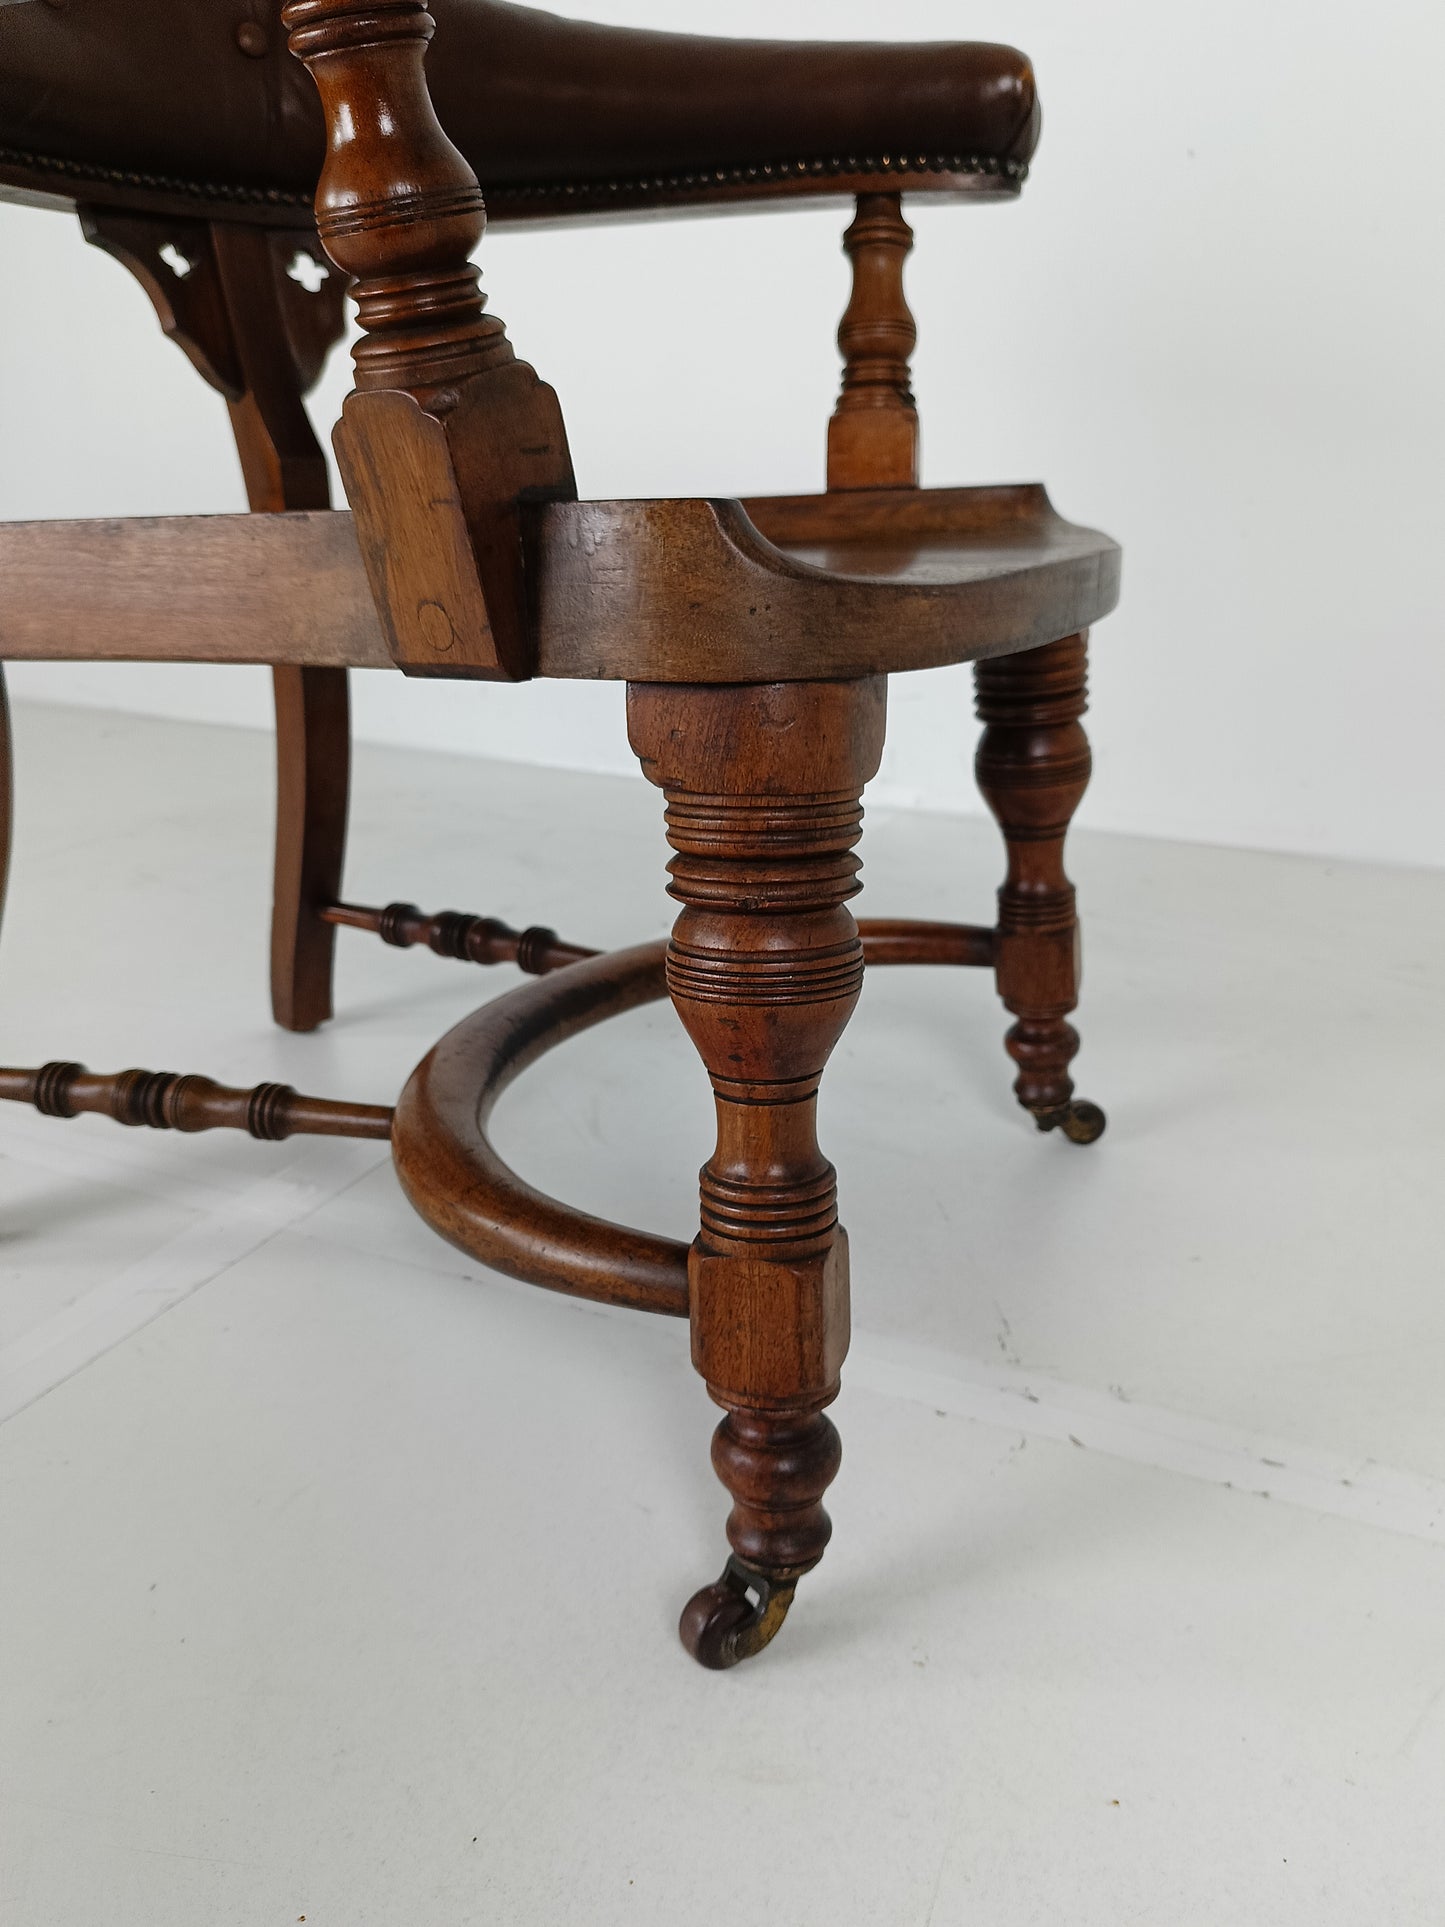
[0,0,1120,1667]
[0,0,1055,1036]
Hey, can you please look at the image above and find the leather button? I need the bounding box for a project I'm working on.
[235,19,269,57]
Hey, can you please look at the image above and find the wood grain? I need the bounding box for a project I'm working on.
[0,483,1119,683]
[0,511,389,668]
[393,941,690,1318]
[630,676,887,1666]
[212,221,353,1035]
[827,193,919,491]
[534,485,1120,682]
[87,207,353,1033]
[0,1061,391,1141]
[975,632,1105,1143]
[286,0,576,679]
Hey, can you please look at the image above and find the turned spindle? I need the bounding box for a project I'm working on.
[282,0,501,399]
[827,193,920,491]
[0,1062,393,1141]
[284,0,575,679]
[322,899,595,974]
[629,677,887,1667]
[974,634,1105,1143]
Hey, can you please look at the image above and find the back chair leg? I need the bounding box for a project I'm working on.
[629,676,887,1667]
[211,225,352,1033]
[269,665,351,1032]
[974,632,1106,1144]
[84,211,353,1032]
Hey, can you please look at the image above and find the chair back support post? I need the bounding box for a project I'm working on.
[827,192,920,491]
[283,0,576,680]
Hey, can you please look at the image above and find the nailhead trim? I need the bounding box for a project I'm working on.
[486,151,1029,206]
[0,141,310,207]
[0,142,1026,213]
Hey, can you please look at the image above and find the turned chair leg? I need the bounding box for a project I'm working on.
[974,632,1105,1144]
[629,677,887,1668]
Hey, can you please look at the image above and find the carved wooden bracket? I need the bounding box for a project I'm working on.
[283,0,576,680]
[81,212,346,412]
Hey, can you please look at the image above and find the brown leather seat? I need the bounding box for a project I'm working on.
[0,0,1040,225]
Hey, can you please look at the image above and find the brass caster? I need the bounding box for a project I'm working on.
[1032,1098,1107,1145]
[679,1556,798,1671]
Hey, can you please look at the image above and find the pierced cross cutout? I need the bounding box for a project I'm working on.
[286,251,330,294]
[157,242,195,281]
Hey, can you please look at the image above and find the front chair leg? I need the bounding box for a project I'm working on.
[974,632,1105,1144]
[629,676,887,1669]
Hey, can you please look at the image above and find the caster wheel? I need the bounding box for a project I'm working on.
[679,1558,797,1671]
[1033,1098,1107,1145]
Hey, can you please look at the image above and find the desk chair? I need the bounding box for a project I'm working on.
[0,0,1119,1667]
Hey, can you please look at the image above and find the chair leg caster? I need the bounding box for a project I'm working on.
[679,1557,799,1671]
[1031,1097,1107,1145]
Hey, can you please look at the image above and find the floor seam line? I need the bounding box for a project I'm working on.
[0,1149,390,1428]
[846,1330,1445,1548]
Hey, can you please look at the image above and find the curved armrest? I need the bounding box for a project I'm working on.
[0,0,1039,228]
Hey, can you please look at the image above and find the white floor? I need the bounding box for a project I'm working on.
[1,701,1442,1925]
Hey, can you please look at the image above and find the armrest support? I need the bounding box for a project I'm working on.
[284,0,574,681]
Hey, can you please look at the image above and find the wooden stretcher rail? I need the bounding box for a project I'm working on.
[0,510,390,668]
[0,1061,393,1141]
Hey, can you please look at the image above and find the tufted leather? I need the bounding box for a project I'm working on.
[0,1,1040,225]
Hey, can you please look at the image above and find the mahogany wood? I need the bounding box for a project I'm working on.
[861,919,995,968]
[536,487,1120,682]
[0,1061,392,1140]
[385,917,1003,1329]
[81,210,246,397]
[213,223,353,1034]
[323,899,594,973]
[0,0,1120,1677]
[81,214,347,448]
[271,665,352,1031]
[393,940,691,1318]
[630,676,886,1667]
[0,511,388,667]
[974,632,1105,1142]
[284,0,576,681]
[827,193,919,491]
[85,208,353,1033]
[0,487,1119,681]
[326,897,993,977]
[208,224,347,503]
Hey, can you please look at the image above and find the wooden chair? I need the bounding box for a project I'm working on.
[0,0,1120,1668]
[0,0,1060,1038]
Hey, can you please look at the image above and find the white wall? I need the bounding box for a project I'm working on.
[2,0,1443,867]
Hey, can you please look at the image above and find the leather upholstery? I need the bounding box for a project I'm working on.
[0,1,1040,224]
